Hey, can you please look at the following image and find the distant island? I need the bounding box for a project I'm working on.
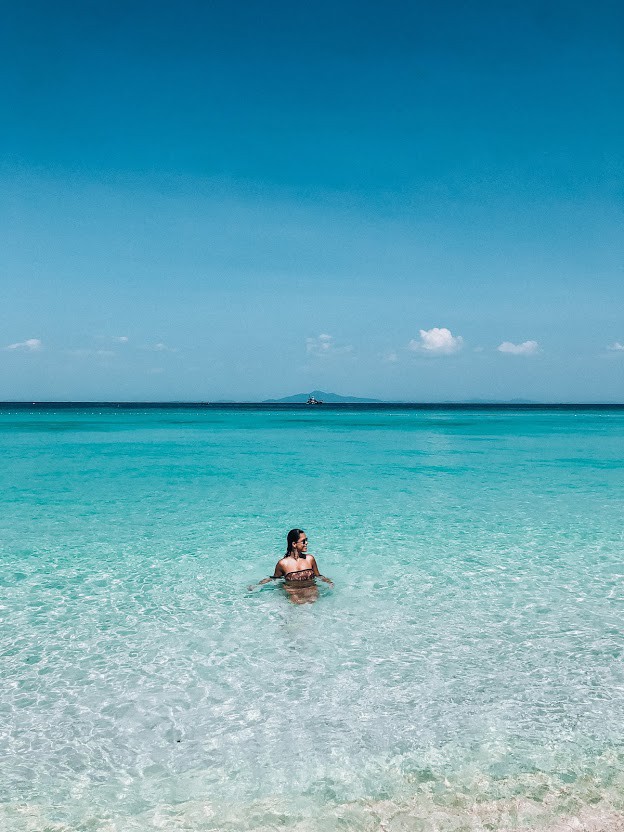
[262,391,543,404]
[263,389,383,404]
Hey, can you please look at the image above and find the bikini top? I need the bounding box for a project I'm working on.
[283,568,315,582]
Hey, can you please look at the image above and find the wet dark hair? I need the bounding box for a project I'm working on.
[286,528,305,556]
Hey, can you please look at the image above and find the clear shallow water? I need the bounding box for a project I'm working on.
[1,406,623,831]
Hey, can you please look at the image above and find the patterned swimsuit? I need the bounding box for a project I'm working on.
[283,568,315,583]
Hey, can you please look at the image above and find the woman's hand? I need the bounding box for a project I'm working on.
[249,576,278,591]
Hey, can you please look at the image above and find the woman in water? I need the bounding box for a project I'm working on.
[252,529,333,603]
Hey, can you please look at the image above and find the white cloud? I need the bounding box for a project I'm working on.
[607,341,624,352]
[306,333,353,358]
[409,327,463,355]
[306,333,333,355]
[6,338,42,351]
[497,340,539,356]
[113,336,129,343]
[382,350,399,363]
[147,341,177,352]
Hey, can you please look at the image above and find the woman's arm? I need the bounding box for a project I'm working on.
[250,560,285,589]
[310,556,334,587]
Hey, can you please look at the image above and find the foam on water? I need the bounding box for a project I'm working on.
[1,406,623,830]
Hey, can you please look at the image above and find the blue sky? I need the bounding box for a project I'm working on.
[1,0,622,401]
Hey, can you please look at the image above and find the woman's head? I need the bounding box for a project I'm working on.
[286,528,308,556]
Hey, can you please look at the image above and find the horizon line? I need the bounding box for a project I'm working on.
[2,400,624,407]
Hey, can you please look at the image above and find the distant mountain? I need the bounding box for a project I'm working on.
[264,389,383,403]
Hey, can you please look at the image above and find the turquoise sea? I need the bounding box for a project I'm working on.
[1,405,623,831]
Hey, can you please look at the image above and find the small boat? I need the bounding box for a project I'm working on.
[306,396,324,405]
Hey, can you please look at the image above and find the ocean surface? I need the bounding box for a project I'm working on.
[1,405,623,832]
